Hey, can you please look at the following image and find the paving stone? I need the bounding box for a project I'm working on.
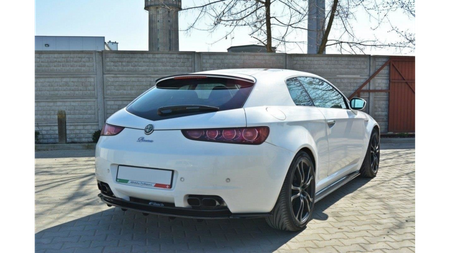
[35,142,415,252]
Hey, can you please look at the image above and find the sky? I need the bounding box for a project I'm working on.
[35,0,415,55]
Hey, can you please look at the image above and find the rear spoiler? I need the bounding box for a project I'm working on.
[155,74,257,85]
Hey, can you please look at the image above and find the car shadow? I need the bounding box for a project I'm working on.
[36,208,298,252]
[35,178,374,253]
[312,177,372,221]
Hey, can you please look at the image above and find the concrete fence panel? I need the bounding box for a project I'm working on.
[35,51,397,143]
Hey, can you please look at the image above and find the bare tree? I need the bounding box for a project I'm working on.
[181,0,415,54]
[386,0,415,48]
[317,0,415,54]
[181,0,308,52]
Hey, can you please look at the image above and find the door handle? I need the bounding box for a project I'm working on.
[327,120,336,128]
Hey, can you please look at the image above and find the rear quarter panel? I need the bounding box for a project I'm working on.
[244,106,330,192]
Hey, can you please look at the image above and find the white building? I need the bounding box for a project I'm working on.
[35,36,118,51]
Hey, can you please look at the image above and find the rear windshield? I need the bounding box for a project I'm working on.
[126,77,255,121]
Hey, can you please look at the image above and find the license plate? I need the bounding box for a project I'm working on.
[116,166,173,189]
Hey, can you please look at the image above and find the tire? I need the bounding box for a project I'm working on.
[360,129,380,178]
[266,151,315,231]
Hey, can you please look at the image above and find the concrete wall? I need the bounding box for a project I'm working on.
[35,51,390,143]
[35,52,102,143]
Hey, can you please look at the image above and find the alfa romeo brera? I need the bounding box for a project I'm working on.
[95,69,380,231]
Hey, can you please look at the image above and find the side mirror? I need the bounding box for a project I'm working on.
[350,98,367,110]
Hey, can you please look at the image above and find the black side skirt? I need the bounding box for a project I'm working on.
[315,171,361,202]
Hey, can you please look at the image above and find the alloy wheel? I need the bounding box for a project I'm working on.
[370,134,380,173]
[290,158,314,224]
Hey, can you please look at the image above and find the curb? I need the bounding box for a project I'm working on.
[35,143,96,151]
[380,137,415,144]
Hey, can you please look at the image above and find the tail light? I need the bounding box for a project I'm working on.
[101,123,124,136]
[182,127,269,145]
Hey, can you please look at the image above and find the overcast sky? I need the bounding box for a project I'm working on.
[35,0,415,55]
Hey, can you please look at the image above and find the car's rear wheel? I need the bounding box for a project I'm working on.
[360,129,380,178]
[266,151,315,231]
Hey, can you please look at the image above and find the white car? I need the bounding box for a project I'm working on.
[95,69,380,231]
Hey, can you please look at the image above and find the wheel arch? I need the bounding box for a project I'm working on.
[368,124,380,146]
[299,147,316,175]
[365,114,380,137]
[362,113,380,149]
[373,124,380,136]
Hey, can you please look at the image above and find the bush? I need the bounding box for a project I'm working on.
[92,130,101,143]
[35,131,40,143]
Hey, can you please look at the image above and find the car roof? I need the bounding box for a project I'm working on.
[194,68,320,81]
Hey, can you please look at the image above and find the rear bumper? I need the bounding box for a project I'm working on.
[98,193,271,219]
[95,128,295,213]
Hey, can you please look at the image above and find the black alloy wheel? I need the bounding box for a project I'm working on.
[266,151,315,231]
[360,129,380,178]
[291,157,314,224]
[370,133,381,174]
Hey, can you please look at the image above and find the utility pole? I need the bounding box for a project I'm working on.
[307,0,326,54]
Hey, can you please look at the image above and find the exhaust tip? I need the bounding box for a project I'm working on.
[98,181,114,197]
[202,198,220,207]
[187,195,226,209]
[187,197,201,206]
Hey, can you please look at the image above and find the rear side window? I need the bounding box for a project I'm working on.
[126,77,254,121]
[286,78,314,106]
[297,77,348,109]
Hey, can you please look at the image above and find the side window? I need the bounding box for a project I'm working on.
[286,78,314,106]
[298,77,348,109]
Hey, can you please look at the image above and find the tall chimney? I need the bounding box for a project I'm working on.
[144,0,182,52]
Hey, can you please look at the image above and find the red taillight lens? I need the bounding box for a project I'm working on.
[242,128,258,142]
[206,129,219,139]
[182,127,269,145]
[184,130,204,139]
[222,129,237,140]
[100,124,124,136]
